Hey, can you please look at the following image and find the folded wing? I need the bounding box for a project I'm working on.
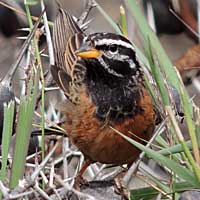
[51,8,86,104]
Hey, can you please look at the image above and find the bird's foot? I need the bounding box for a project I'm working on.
[74,175,88,191]
[114,171,129,199]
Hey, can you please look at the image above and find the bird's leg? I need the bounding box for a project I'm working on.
[74,159,91,189]
[78,159,91,177]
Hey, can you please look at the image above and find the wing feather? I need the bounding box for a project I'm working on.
[53,8,83,68]
[52,8,87,104]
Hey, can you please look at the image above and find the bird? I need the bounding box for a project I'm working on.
[51,8,156,178]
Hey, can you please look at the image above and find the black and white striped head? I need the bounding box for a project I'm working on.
[75,33,143,79]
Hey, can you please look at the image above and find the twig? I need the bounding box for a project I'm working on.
[7,190,34,200]
[54,174,96,200]
[49,160,55,188]
[52,188,62,200]
[40,0,54,65]
[1,142,59,199]
[100,168,123,181]
[0,1,53,26]
[0,10,45,87]
[63,137,69,179]
[169,8,199,39]
[33,183,52,200]
[0,181,9,197]
[78,0,97,26]
[31,142,59,181]
[91,164,106,180]
[122,118,167,186]
[0,1,38,21]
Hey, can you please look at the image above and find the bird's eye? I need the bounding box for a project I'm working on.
[109,44,118,53]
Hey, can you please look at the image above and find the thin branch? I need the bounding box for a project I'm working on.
[0,1,38,21]
[1,9,45,87]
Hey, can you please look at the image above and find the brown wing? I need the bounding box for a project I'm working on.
[53,8,83,68]
[51,8,86,104]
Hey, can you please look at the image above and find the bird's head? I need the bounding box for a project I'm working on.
[75,33,143,79]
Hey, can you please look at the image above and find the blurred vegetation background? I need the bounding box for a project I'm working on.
[0,0,199,106]
[0,0,200,199]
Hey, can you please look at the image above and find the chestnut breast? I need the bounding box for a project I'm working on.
[64,86,155,165]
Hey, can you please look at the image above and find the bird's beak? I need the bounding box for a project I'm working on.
[75,42,101,59]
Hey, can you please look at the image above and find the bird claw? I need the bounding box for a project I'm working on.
[114,173,129,199]
[74,175,88,191]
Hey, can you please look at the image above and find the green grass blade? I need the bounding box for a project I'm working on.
[95,2,121,34]
[9,97,26,188]
[130,187,158,200]
[25,2,46,188]
[9,68,40,188]
[145,39,170,105]
[0,101,15,199]
[0,101,15,179]
[124,0,178,88]
[179,84,200,164]
[158,139,193,156]
[25,0,38,5]
[112,127,200,186]
[120,5,128,37]
[130,181,196,200]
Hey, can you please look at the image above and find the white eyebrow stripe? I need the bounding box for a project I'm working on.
[95,38,135,51]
